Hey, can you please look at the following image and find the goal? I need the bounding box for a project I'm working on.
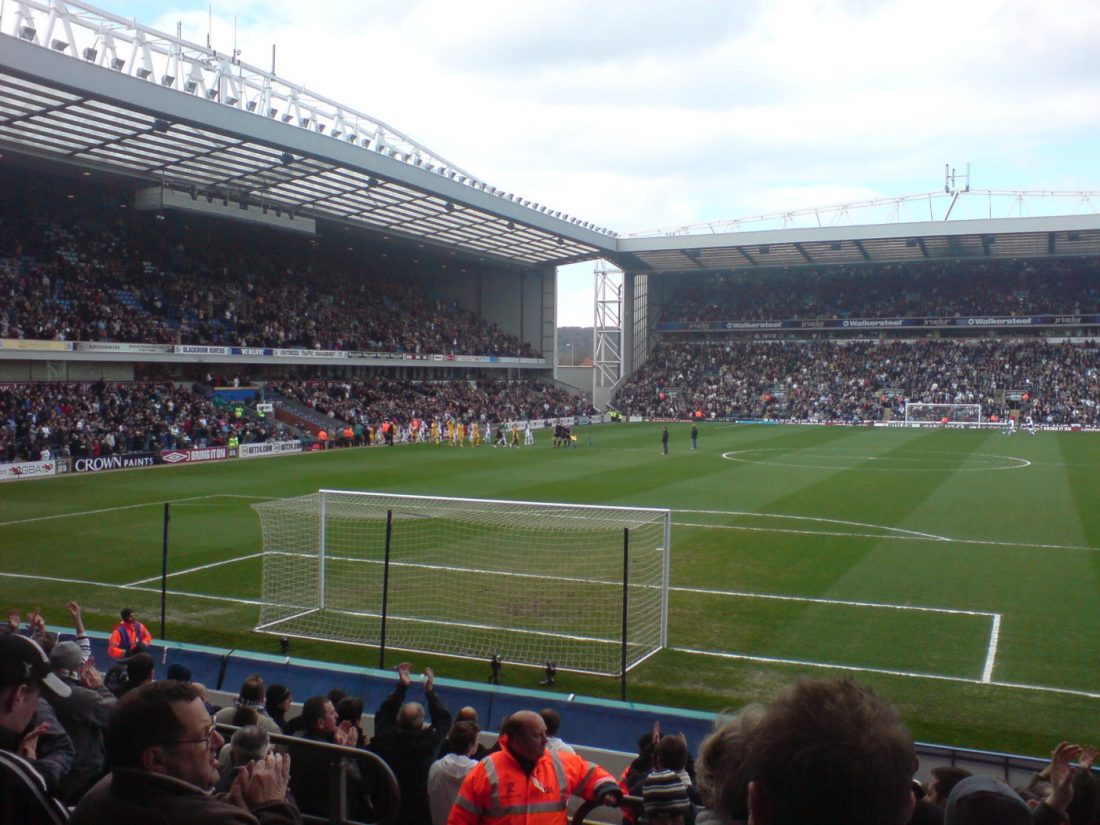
[903,402,982,427]
[251,491,671,677]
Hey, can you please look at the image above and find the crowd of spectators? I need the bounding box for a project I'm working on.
[0,380,281,463]
[4,603,1097,825]
[272,378,596,430]
[0,203,538,358]
[657,258,1100,324]
[614,338,1100,425]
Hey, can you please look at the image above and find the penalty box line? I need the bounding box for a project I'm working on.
[0,493,276,529]
[0,569,1014,692]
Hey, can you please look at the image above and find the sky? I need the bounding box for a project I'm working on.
[48,0,1100,325]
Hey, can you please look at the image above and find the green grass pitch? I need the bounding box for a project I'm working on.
[2,422,1097,756]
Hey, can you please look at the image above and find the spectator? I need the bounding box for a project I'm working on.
[70,680,299,825]
[429,721,481,825]
[370,662,453,825]
[121,652,155,695]
[288,695,372,822]
[335,696,369,747]
[264,685,293,733]
[45,640,115,803]
[448,709,622,825]
[642,768,694,825]
[0,634,71,825]
[694,705,765,825]
[215,674,280,735]
[166,664,193,682]
[27,697,75,799]
[214,725,272,794]
[107,608,152,661]
[745,677,916,825]
[926,767,973,806]
[539,708,575,755]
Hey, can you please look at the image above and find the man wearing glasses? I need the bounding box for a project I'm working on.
[70,680,300,824]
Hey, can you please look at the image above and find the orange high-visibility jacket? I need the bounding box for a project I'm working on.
[107,620,152,659]
[448,736,619,825]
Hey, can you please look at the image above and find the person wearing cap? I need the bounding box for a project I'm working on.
[944,742,1080,825]
[107,608,153,661]
[45,640,116,803]
[70,680,300,825]
[448,709,622,825]
[0,633,72,825]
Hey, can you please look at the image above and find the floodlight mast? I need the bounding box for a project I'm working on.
[3,0,475,180]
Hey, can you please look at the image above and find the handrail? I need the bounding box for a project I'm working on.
[570,794,641,825]
[215,724,400,825]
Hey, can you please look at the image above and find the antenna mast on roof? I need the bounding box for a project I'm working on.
[943,162,971,220]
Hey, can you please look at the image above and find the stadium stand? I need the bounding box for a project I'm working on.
[656,258,1100,325]
[614,339,1100,425]
[0,170,538,357]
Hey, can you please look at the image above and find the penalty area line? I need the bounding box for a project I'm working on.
[0,571,267,606]
[982,613,1002,683]
[0,493,265,528]
[672,646,1100,700]
[125,552,266,587]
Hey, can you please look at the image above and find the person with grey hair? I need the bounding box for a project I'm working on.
[370,662,452,825]
[214,725,271,793]
[45,639,116,803]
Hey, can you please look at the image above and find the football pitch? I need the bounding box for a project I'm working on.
[1,422,1097,756]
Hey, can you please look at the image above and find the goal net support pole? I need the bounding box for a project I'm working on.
[252,491,672,680]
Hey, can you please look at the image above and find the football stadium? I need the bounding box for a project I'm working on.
[2,2,1099,823]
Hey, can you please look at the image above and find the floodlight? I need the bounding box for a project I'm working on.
[281,113,292,123]
[246,100,258,111]
[136,67,152,79]
[267,107,278,118]
[184,80,198,93]
[315,123,325,133]
[225,95,239,106]
[299,118,310,129]
[19,25,36,41]
[110,57,125,70]
[82,47,98,61]
[161,74,175,87]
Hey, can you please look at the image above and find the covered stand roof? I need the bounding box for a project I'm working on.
[0,6,614,269]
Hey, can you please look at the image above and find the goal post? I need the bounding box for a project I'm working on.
[251,491,671,677]
[903,402,982,427]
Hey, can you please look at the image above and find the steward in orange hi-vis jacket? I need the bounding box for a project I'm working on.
[448,710,621,825]
[107,608,152,659]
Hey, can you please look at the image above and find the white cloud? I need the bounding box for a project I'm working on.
[132,0,1100,323]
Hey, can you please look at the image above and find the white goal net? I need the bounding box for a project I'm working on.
[251,490,671,676]
[903,402,982,427]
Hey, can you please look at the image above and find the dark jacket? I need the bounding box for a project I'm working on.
[370,682,452,825]
[0,727,69,825]
[46,673,115,803]
[70,768,301,825]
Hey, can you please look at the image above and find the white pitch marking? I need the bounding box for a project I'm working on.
[672,646,1100,700]
[721,448,1031,473]
[673,519,1100,554]
[0,570,267,605]
[675,520,943,543]
[675,585,995,617]
[125,552,265,587]
[0,493,248,528]
[982,613,1002,683]
[675,508,949,541]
